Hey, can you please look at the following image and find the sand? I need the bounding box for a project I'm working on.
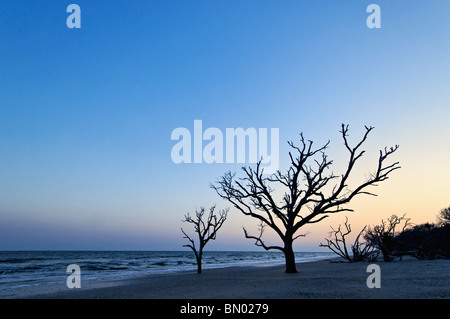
[2,258,450,299]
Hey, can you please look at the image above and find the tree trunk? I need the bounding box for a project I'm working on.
[283,241,297,273]
[196,250,203,274]
[197,259,202,274]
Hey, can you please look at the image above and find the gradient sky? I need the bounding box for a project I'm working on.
[0,1,449,251]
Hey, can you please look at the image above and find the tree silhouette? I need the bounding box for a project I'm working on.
[212,124,400,273]
[437,206,450,226]
[364,214,411,261]
[181,205,228,274]
[320,217,377,262]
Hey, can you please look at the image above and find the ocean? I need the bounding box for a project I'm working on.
[0,250,334,292]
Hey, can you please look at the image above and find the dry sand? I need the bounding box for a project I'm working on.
[3,258,450,299]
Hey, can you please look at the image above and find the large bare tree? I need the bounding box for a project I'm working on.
[212,124,400,273]
[181,205,228,274]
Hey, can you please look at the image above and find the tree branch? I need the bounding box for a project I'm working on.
[243,223,284,252]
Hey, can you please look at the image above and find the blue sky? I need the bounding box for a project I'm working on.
[0,1,449,250]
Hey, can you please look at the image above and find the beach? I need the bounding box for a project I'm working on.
[3,258,449,299]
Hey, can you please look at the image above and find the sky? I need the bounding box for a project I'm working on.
[0,1,449,251]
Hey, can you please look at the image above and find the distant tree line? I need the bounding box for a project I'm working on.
[321,206,450,262]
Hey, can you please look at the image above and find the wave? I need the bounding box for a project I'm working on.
[151,261,166,266]
[0,257,48,264]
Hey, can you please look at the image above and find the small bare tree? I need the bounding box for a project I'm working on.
[364,214,411,261]
[181,205,228,274]
[213,124,400,273]
[320,217,377,262]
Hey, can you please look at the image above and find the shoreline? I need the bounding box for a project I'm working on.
[2,257,449,299]
[0,253,332,299]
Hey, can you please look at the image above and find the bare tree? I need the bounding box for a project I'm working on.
[437,206,450,226]
[364,214,411,261]
[181,205,228,274]
[212,124,400,273]
[320,217,377,262]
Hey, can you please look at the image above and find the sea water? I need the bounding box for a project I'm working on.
[0,250,334,292]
